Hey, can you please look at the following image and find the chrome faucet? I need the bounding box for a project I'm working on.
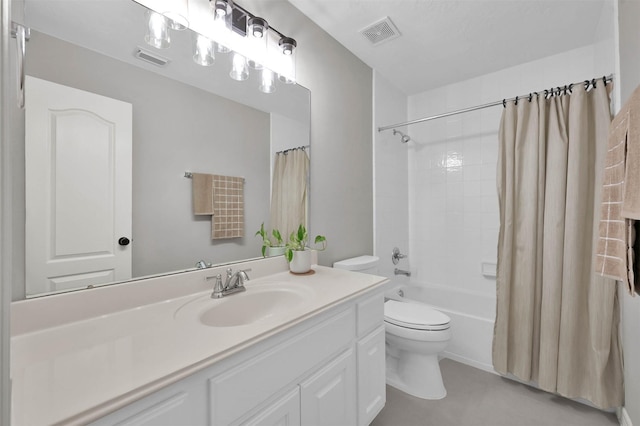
[207,268,251,298]
[195,260,211,269]
[394,268,411,277]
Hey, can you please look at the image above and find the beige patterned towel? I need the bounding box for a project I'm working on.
[211,174,244,239]
[596,84,640,294]
[192,173,214,215]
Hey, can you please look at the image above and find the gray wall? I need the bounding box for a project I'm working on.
[243,1,374,267]
[23,31,271,290]
[373,71,409,278]
[617,0,640,423]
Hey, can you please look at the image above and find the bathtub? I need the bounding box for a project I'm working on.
[385,283,496,373]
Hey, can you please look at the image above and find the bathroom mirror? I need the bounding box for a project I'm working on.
[21,0,310,297]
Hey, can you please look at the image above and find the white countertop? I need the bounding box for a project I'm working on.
[11,259,387,425]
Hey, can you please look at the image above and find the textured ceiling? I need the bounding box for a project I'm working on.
[287,0,609,95]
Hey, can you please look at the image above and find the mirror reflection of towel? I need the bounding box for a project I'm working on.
[211,174,244,240]
[192,173,214,215]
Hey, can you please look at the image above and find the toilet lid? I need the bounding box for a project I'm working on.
[384,300,450,330]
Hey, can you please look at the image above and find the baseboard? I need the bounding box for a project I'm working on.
[618,407,633,426]
[441,352,496,375]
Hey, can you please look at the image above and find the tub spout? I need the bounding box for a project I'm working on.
[394,268,411,277]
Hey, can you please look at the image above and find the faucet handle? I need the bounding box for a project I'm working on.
[207,274,224,298]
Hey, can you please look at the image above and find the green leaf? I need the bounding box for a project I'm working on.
[272,229,283,245]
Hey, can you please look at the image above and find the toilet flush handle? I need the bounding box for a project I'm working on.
[392,247,407,265]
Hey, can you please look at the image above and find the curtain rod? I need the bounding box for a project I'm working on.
[276,145,309,154]
[377,74,614,132]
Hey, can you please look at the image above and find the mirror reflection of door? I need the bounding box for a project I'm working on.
[25,76,132,296]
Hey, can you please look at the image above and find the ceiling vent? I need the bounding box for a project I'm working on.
[134,47,170,67]
[360,17,400,46]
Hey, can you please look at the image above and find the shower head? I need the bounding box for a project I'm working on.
[393,129,411,143]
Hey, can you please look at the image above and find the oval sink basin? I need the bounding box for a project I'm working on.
[175,283,315,328]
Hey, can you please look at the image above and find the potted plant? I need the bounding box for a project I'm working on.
[255,223,285,257]
[285,224,327,274]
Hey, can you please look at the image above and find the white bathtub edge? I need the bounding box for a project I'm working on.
[441,352,497,375]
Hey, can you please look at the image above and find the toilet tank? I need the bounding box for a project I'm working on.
[333,255,379,274]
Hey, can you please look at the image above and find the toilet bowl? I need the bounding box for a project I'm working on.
[384,300,451,400]
[333,255,451,400]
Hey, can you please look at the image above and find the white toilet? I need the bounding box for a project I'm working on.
[333,256,451,400]
[384,299,451,399]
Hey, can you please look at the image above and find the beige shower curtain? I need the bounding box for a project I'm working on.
[492,83,624,409]
[270,148,309,240]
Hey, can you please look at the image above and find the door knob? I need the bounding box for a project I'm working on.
[118,237,130,246]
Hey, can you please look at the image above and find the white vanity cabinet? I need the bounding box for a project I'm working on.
[89,290,386,426]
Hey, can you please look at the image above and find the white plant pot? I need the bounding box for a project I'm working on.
[266,246,286,257]
[289,249,312,274]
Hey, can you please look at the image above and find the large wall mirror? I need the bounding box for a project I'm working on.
[21,0,310,298]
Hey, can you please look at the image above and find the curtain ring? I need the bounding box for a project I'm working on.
[584,80,590,90]
[603,76,607,86]
[563,85,568,95]
[528,93,532,102]
[515,96,519,105]
[502,99,506,108]
[592,78,597,88]
[568,84,573,94]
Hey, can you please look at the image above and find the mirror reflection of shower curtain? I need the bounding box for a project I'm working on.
[270,148,309,241]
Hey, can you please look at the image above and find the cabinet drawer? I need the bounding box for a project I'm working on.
[357,293,384,337]
[209,307,356,425]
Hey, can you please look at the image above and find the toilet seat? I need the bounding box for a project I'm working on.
[384,300,450,331]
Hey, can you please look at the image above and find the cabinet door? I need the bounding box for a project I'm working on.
[300,348,356,426]
[239,388,301,426]
[357,325,386,426]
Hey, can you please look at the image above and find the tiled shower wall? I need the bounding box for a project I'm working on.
[407,37,615,307]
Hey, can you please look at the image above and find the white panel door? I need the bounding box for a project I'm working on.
[25,76,132,296]
[300,348,356,426]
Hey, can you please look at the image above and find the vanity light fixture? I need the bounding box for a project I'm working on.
[247,17,268,70]
[278,36,297,84]
[193,33,215,66]
[143,0,189,49]
[137,0,298,92]
[230,52,249,81]
[145,10,171,49]
[163,0,189,31]
[211,0,233,53]
[259,68,276,93]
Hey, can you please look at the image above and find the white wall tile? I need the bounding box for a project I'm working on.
[405,42,612,297]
